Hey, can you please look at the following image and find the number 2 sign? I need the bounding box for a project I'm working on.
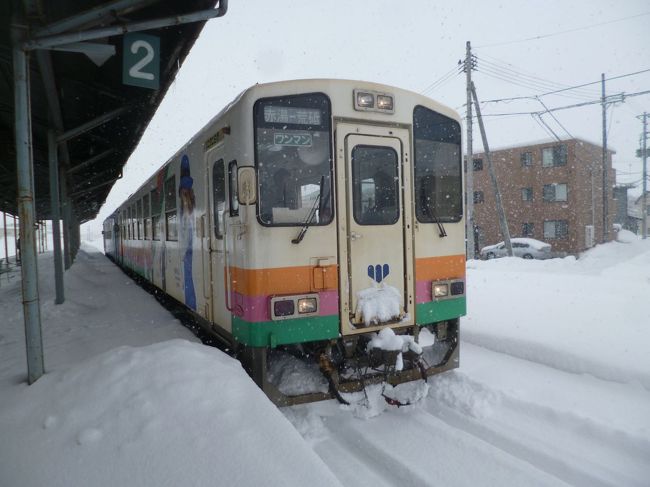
[123,33,160,89]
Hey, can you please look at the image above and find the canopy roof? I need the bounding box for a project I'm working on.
[1,0,222,223]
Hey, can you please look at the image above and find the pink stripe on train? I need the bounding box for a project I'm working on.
[230,290,339,322]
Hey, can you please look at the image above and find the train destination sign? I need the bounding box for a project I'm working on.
[273,133,313,146]
[263,106,321,125]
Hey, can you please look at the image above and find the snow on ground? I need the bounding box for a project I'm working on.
[463,233,650,387]
[0,244,342,487]
[1,236,650,486]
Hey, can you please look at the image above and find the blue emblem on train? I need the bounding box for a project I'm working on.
[368,264,390,283]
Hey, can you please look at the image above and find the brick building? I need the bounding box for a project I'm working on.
[470,138,616,255]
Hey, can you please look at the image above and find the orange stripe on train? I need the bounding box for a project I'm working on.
[230,264,338,296]
[415,254,466,281]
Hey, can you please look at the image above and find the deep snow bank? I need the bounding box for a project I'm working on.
[0,340,342,487]
[463,236,650,388]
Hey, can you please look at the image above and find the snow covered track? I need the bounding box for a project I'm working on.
[428,354,650,487]
[285,345,650,487]
[284,235,650,487]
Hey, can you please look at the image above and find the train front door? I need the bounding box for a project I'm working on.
[335,123,415,334]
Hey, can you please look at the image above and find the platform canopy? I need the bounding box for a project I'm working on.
[1,0,224,223]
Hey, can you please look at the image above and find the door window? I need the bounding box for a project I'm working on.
[213,160,225,239]
[351,145,399,225]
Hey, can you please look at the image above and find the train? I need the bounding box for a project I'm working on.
[103,79,466,406]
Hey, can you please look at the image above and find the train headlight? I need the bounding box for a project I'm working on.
[433,283,449,298]
[356,91,374,109]
[271,294,320,320]
[376,94,393,111]
[298,297,318,314]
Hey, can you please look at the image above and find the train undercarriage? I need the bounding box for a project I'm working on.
[239,319,459,407]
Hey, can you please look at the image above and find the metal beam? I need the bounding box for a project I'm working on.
[72,166,121,189]
[59,165,72,270]
[13,28,44,383]
[24,1,228,50]
[56,105,130,144]
[68,148,114,174]
[48,130,65,304]
[34,0,157,37]
[70,175,122,198]
[35,49,75,230]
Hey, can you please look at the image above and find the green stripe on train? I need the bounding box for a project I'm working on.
[233,315,339,347]
[416,297,466,324]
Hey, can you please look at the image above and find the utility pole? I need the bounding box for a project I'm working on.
[601,73,609,243]
[464,41,476,259]
[642,112,648,239]
[470,81,513,256]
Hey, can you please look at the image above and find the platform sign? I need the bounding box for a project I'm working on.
[123,33,160,90]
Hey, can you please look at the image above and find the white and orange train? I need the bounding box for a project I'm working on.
[103,79,466,405]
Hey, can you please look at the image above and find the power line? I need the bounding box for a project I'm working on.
[536,97,573,139]
[476,55,600,100]
[471,88,650,119]
[477,64,598,102]
[476,11,650,48]
[420,65,462,95]
[481,68,650,104]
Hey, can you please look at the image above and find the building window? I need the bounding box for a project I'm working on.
[544,220,568,239]
[473,191,484,204]
[521,187,533,201]
[473,158,483,171]
[521,151,533,167]
[543,183,568,202]
[522,222,534,237]
[542,145,567,167]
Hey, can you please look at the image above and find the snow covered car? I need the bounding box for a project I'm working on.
[480,238,552,260]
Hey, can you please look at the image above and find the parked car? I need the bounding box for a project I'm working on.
[480,238,553,260]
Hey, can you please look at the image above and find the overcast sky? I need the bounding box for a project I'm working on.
[90,0,650,230]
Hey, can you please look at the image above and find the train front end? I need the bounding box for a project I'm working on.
[236,81,465,406]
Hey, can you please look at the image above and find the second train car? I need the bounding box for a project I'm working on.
[103,79,466,405]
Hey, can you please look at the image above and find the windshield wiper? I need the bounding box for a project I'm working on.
[425,201,447,238]
[292,176,327,244]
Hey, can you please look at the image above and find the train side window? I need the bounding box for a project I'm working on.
[151,188,161,241]
[228,161,239,217]
[142,194,151,240]
[136,199,142,240]
[165,176,178,241]
[213,160,225,239]
[127,206,132,239]
[131,204,136,239]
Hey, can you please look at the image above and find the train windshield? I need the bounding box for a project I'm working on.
[413,105,462,223]
[254,93,333,226]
